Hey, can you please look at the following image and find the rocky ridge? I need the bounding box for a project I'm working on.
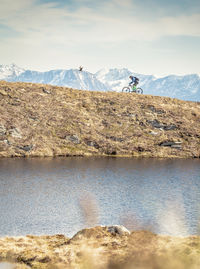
[0,81,200,158]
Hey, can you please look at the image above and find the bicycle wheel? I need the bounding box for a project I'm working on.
[136,88,143,94]
[122,87,131,93]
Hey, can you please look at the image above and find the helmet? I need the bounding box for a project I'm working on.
[129,75,133,79]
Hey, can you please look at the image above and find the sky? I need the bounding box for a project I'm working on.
[0,0,200,76]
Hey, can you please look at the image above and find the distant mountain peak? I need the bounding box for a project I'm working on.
[0,63,25,80]
[0,64,199,101]
[0,65,110,92]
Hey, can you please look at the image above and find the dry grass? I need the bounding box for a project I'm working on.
[0,227,200,269]
[0,81,199,158]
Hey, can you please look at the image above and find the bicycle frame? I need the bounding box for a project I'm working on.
[131,85,137,92]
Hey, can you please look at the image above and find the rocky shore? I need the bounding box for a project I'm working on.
[0,226,200,269]
[0,81,200,158]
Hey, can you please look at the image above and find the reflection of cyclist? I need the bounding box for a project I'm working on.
[129,75,139,91]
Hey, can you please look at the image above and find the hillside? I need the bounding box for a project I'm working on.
[0,81,200,158]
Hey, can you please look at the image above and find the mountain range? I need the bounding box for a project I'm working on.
[0,64,200,101]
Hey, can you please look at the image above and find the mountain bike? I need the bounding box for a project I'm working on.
[122,85,143,94]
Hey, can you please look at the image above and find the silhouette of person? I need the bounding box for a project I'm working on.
[79,66,83,71]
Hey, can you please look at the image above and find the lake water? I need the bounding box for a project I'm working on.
[0,157,200,237]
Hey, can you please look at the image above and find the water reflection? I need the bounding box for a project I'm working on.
[0,157,200,237]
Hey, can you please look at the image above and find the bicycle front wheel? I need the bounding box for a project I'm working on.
[136,88,143,94]
[122,87,131,93]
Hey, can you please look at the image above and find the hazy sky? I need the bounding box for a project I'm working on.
[0,0,199,76]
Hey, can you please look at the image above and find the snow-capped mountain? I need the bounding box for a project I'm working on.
[96,68,200,101]
[95,68,156,92]
[0,63,25,80]
[0,64,110,91]
[6,68,109,92]
[141,74,200,101]
[0,64,200,101]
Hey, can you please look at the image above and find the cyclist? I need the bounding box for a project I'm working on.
[129,75,139,91]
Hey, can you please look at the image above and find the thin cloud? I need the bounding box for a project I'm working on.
[161,14,200,37]
[0,0,199,74]
[0,0,199,44]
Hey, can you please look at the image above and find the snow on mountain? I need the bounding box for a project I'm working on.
[95,68,156,92]
[0,63,25,80]
[141,74,200,101]
[0,64,200,101]
[95,68,132,90]
[7,68,110,92]
[96,68,200,101]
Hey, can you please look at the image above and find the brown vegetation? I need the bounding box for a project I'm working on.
[0,81,200,158]
[0,227,200,268]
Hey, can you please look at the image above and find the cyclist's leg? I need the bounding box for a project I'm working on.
[132,84,137,92]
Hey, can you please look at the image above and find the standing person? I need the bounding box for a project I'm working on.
[79,66,83,71]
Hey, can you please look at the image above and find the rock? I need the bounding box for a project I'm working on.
[9,128,22,138]
[160,142,175,146]
[18,145,33,152]
[147,119,163,129]
[0,125,6,136]
[71,226,130,242]
[106,136,124,142]
[163,124,177,131]
[107,225,130,236]
[126,113,136,117]
[171,145,182,149]
[147,120,177,131]
[42,88,51,94]
[3,139,11,145]
[85,140,99,149]
[65,135,80,144]
[160,141,182,147]
[147,105,165,114]
[136,146,145,152]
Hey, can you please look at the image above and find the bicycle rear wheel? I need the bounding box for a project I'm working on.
[122,87,131,93]
[136,88,143,94]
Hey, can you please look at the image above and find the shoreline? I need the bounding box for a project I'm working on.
[0,226,200,269]
[0,154,200,159]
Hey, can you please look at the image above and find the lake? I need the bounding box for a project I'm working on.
[0,157,199,237]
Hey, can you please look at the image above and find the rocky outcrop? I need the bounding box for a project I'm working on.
[0,81,200,158]
[107,225,131,235]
